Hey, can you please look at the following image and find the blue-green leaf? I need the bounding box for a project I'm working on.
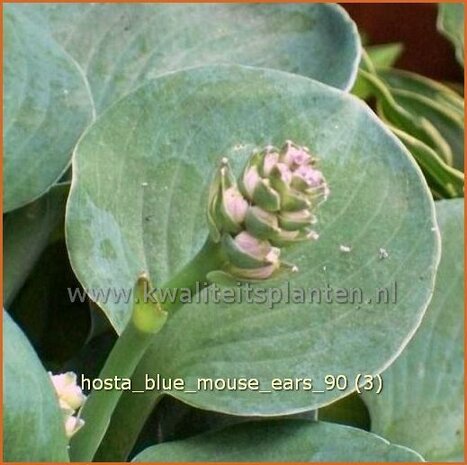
[3,311,69,461]
[363,199,464,461]
[132,421,424,462]
[4,7,93,212]
[29,2,360,114]
[437,3,464,67]
[66,65,439,458]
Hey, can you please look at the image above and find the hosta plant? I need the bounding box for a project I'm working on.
[3,3,464,463]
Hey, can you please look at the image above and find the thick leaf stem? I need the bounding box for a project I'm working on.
[69,321,155,462]
[70,237,224,461]
[160,236,225,312]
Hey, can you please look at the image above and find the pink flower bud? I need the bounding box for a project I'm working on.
[234,231,270,260]
[282,142,312,167]
[207,141,329,282]
[275,163,293,184]
[50,372,86,412]
[242,166,261,198]
[223,187,248,224]
[294,165,325,188]
[65,415,85,438]
[262,151,280,176]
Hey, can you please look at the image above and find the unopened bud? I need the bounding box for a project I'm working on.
[222,187,248,225]
[281,141,312,166]
[50,371,86,441]
[207,158,245,241]
[279,210,316,230]
[206,141,329,282]
[223,232,274,268]
[245,206,279,239]
[65,415,85,438]
[241,166,262,199]
[261,150,280,176]
[50,372,86,411]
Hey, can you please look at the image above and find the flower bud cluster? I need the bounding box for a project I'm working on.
[50,371,86,438]
[207,141,329,281]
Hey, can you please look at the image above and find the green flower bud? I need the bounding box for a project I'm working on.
[280,189,311,212]
[278,209,316,231]
[240,165,262,199]
[270,228,319,247]
[222,232,277,269]
[224,231,282,280]
[244,206,279,239]
[228,262,279,280]
[251,179,281,212]
[261,149,280,176]
[220,186,249,231]
[206,141,329,282]
[208,158,248,241]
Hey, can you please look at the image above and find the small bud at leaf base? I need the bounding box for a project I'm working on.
[132,273,168,334]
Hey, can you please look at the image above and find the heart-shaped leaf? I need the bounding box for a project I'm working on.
[437,3,464,67]
[3,7,93,212]
[27,2,359,115]
[132,420,423,462]
[66,64,439,334]
[66,64,439,454]
[3,311,69,461]
[362,199,464,462]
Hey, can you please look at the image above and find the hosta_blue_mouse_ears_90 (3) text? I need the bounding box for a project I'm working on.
[207,141,330,283]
